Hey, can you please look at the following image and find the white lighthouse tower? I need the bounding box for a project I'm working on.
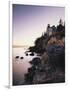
[46,24,52,36]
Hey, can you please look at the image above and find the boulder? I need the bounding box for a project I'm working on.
[20,57,24,59]
[26,53,28,56]
[30,52,34,56]
[29,57,41,66]
[15,56,19,59]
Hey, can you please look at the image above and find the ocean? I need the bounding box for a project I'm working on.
[12,47,38,85]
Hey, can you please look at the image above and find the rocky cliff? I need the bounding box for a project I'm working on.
[24,20,65,84]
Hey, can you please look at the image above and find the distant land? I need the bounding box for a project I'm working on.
[12,45,29,48]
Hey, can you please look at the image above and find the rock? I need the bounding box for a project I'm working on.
[46,44,65,71]
[15,56,19,59]
[33,71,46,84]
[37,53,41,56]
[41,52,49,66]
[30,52,34,56]
[28,66,36,73]
[29,57,41,66]
[24,66,36,84]
[26,53,28,56]
[20,57,24,59]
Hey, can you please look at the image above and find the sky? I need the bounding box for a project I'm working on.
[13,4,65,46]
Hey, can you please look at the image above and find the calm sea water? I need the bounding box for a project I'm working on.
[12,47,38,85]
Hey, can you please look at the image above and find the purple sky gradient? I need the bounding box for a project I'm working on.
[13,4,65,46]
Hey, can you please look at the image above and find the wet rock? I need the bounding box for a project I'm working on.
[29,57,41,66]
[28,66,36,73]
[20,57,24,59]
[24,66,36,84]
[26,53,28,56]
[30,52,34,56]
[15,56,19,59]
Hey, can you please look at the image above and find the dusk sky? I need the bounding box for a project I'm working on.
[13,4,65,46]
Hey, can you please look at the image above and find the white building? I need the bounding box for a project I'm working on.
[46,24,53,36]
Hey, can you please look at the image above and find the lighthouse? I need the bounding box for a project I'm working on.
[46,24,53,36]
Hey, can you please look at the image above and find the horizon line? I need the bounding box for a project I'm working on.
[12,45,34,48]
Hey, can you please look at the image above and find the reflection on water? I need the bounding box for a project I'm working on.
[12,47,37,85]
